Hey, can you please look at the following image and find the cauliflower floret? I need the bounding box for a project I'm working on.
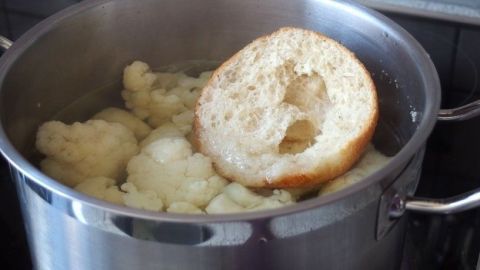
[168,71,212,109]
[74,177,124,204]
[123,61,157,92]
[204,194,246,214]
[145,93,187,127]
[121,61,188,127]
[155,72,180,89]
[126,137,228,208]
[172,110,194,135]
[178,71,212,89]
[168,87,198,110]
[36,120,138,186]
[319,146,390,196]
[121,182,164,211]
[205,183,294,214]
[121,61,213,127]
[92,107,152,140]
[167,202,204,214]
[139,122,185,148]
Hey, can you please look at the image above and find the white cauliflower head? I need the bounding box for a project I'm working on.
[171,110,194,135]
[138,110,194,149]
[205,183,294,214]
[140,122,185,148]
[126,137,228,208]
[167,202,203,214]
[92,107,152,141]
[319,146,390,195]
[74,177,124,204]
[36,120,139,186]
[121,61,212,127]
[144,92,187,127]
[123,61,157,92]
[121,61,186,127]
[168,71,212,109]
[121,182,164,211]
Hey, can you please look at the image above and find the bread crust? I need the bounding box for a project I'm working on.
[194,27,378,188]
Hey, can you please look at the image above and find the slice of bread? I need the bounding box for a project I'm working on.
[194,27,378,188]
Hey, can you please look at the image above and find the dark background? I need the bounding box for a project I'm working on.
[1,1,480,269]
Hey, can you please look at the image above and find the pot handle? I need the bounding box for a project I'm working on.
[0,36,13,51]
[438,100,480,121]
[399,100,480,214]
[390,188,480,217]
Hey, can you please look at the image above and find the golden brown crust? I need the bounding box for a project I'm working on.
[194,27,379,188]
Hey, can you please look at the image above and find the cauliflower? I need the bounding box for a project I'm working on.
[74,177,124,204]
[168,71,212,109]
[167,202,203,214]
[121,182,164,211]
[155,72,180,89]
[205,183,294,214]
[204,193,246,214]
[121,61,212,127]
[123,60,157,92]
[319,146,390,196]
[125,137,228,208]
[36,120,138,186]
[178,71,212,89]
[139,122,185,148]
[171,110,194,134]
[121,61,186,127]
[36,60,392,215]
[92,107,152,140]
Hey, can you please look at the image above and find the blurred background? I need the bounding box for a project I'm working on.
[0,0,79,40]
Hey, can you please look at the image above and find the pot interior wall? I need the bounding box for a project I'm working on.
[0,0,428,159]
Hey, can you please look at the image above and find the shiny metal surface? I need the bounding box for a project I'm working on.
[13,158,421,269]
[377,146,424,239]
[358,0,480,26]
[0,0,441,269]
[405,188,480,214]
[0,36,12,51]
[438,100,480,121]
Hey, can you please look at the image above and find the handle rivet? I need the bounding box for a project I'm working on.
[389,194,406,219]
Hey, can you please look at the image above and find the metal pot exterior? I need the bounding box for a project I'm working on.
[12,148,421,270]
[0,0,440,269]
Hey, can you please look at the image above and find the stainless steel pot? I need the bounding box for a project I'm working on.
[1,0,480,269]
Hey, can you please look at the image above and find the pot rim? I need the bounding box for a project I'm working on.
[0,0,441,223]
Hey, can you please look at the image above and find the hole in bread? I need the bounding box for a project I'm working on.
[210,115,219,128]
[257,75,265,83]
[283,72,327,110]
[224,111,233,121]
[279,120,316,154]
